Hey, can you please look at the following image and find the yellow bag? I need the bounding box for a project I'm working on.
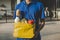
[13,21,35,38]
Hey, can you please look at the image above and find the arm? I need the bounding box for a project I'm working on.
[13,3,20,19]
[38,8,45,32]
[14,9,20,23]
[39,19,45,31]
[36,3,45,32]
[34,3,45,38]
[39,3,45,31]
[16,9,20,17]
[34,19,45,38]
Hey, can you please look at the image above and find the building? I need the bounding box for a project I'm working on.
[0,0,60,19]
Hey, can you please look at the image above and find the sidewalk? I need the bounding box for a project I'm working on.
[41,21,60,40]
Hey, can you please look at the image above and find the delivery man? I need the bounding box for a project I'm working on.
[13,0,45,40]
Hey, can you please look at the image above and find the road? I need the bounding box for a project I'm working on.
[0,21,60,40]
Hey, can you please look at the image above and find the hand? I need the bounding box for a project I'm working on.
[15,17,20,23]
[39,22,45,31]
[34,31,39,38]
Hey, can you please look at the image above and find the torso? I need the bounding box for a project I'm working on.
[18,1,42,22]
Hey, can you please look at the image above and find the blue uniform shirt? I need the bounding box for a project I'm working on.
[13,1,45,21]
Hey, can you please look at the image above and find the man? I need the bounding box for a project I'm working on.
[44,7,49,18]
[13,0,45,40]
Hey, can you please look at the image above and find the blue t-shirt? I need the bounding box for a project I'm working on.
[13,1,45,21]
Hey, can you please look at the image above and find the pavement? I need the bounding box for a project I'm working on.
[0,20,60,40]
[41,21,60,40]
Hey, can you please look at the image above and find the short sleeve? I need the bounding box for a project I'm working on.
[40,4,45,19]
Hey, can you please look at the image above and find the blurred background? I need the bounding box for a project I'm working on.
[0,0,60,40]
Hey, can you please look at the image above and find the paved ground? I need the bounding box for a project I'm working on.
[41,21,60,40]
[0,20,60,40]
